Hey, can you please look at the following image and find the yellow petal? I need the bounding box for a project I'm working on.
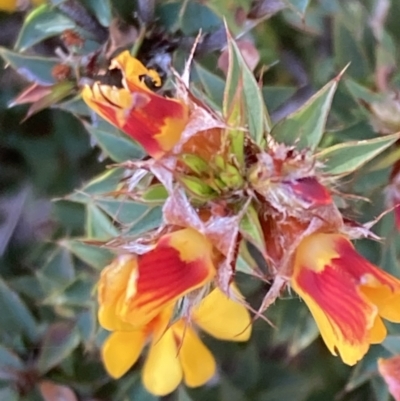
[361,283,400,322]
[173,321,216,387]
[102,330,146,379]
[98,255,137,306]
[368,316,387,344]
[193,287,251,341]
[294,287,370,366]
[98,303,136,331]
[379,294,400,323]
[110,51,161,91]
[142,328,182,396]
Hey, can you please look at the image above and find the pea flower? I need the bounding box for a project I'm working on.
[378,355,400,401]
[291,233,400,366]
[98,228,216,329]
[101,287,251,395]
[82,51,189,159]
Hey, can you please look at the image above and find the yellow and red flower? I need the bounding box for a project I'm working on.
[102,288,251,395]
[379,355,400,401]
[98,228,216,329]
[82,51,189,159]
[98,235,251,396]
[291,233,400,366]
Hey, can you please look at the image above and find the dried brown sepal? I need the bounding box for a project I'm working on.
[52,64,72,81]
[61,29,84,48]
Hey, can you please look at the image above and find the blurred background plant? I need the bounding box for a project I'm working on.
[2,0,400,400]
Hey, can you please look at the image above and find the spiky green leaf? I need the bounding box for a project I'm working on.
[86,122,144,162]
[317,132,400,176]
[0,47,59,85]
[14,4,76,51]
[271,70,344,149]
[224,29,267,145]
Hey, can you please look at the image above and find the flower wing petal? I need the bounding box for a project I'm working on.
[142,328,182,396]
[102,330,146,379]
[368,316,387,344]
[98,256,138,330]
[173,321,216,387]
[193,287,251,341]
[98,303,136,331]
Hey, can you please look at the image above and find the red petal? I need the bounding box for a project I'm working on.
[334,236,400,291]
[288,177,332,207]
[295,262,372,343]
[121,93,188,158]
[121,229,215,326]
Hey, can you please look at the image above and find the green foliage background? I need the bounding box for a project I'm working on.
[1,0,400,400]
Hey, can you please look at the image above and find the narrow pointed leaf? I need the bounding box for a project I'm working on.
[0,47,59,85]
[95,198,152,222]
[239,204,266,254]
[95,198,163,235]
[85,121,144,162]
[42,277,93,308]
[86,203,119,240]
[60,239,114,269]
[36,323,80,374]
[236,240,258,274]
[367,146,400,172]
[345,78,383,104]
[141,184,168,203]
[0,278,38,342]
[317,132,400,175]
[334,13,371,80]
[194,62,225,108]
[67,168,125,203]
[224,29,267,145]
[272,70,344,149]
[14,4,76,51]
[39,247,75,290]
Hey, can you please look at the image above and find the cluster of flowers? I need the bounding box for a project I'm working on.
[82,51,400,397]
